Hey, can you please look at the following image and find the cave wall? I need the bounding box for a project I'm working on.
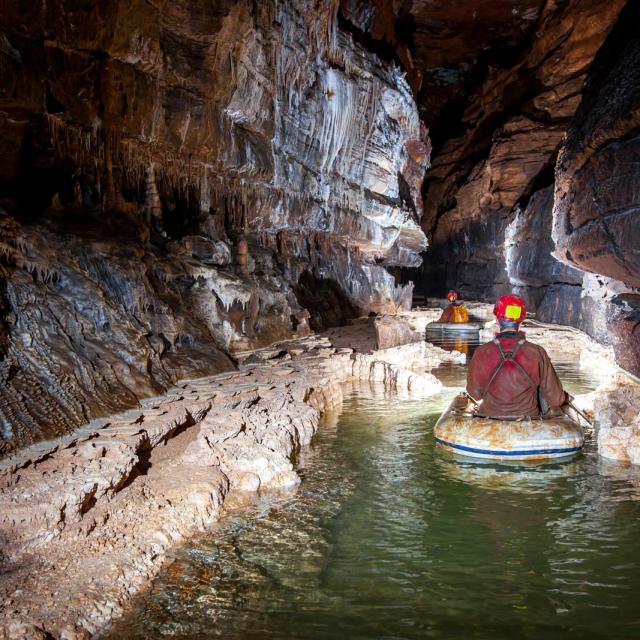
[552,0,640,375]
[408,0,639,375]
[0,0,428,453]
[416,0,625,299]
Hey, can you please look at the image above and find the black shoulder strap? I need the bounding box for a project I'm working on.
[481,337,536,396]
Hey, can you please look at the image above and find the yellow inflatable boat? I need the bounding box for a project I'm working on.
[434,393,584,461]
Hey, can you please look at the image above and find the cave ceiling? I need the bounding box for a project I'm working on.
[407,0,545,142]
[341,0,545,147]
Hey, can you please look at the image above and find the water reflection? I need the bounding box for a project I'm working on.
[425,331,482,358]
[438,454,582,493]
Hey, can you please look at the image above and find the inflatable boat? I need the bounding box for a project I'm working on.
[434,393,584,461]
[426,321,486,333]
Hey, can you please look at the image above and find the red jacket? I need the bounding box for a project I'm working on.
[466,331,567,417]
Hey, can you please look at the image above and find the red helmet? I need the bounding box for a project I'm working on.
[447,290,458,302]
[494,294,526,322]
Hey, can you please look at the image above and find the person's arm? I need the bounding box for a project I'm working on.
[538,348,568,407]
[438,306,454,323]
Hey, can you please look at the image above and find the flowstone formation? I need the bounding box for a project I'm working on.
[0,0,428,453]
[0,322,448,638]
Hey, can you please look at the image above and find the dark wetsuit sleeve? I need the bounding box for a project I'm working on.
[466,348,484,402]
[538,347,567,407]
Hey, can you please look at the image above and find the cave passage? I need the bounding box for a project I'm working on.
[1,0,640,637]
[0,0,638,456]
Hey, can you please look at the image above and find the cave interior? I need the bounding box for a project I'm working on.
[0,0,638,454]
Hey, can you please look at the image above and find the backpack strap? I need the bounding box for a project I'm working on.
[481,337,536,396]
[505,340,537,389]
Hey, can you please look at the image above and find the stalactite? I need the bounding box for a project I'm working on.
[144,163,164,234]
[0,0,431,454]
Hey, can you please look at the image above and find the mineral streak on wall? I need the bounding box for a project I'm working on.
[0,0,428,453]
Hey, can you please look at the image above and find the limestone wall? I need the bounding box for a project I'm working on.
[0,0,428,453]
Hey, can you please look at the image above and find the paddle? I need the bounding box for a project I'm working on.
[564,400,595,432]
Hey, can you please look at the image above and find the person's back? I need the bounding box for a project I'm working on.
[438,290,469,323]
[466,295,568,417]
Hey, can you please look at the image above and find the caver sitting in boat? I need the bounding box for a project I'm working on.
[466,294,570,417]
[438,290,469,323]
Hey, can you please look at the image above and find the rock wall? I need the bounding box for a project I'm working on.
[552,0,640,375]
[407,0,639,375]
[419,0,624,251]
[0,0,428,453]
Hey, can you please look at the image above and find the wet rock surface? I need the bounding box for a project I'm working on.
[403,0,639,376]
[373,314,422,350]
[0,0,428,452]
[418,0,624,256]
[0,323,449,639]
[593,373,640,465]
[1,310,638,639]
[0,1,637,635]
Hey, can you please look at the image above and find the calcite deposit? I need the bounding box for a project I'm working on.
[0,0,427,452]
[1,1,640,636]
[593,374,640,465]
[2,307,638,639]
[0,321,449,639]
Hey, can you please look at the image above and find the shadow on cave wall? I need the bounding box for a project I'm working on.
[400,0,640,379]
[294,271,361,332]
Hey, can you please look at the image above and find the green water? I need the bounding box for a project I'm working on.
[106,358,640,640]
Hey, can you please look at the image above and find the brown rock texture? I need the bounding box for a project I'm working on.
[403,0,640,375]
[553,2,640,289]
[0,0,427,303]
[420,0,624,265]
[551,1,640,374]
[0,0,428,452]
[0,326,447,638]
[341,0,543,134]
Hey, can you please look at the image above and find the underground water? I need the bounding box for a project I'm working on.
[105,344,640,640]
